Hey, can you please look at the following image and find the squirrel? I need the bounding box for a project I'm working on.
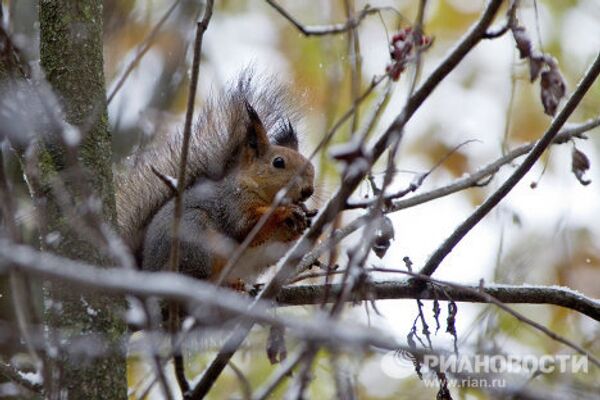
[115,74,315,287]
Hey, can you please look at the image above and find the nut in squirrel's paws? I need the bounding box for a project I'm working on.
[284,204,310,234]
[226,278,249,292]
[299,202,318,227]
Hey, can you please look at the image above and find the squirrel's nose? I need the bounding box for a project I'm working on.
[300,186,314,202]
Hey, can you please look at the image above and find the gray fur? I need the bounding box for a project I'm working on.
[143,181,223,278]
[114,72,300,254]
[143,173,262,279]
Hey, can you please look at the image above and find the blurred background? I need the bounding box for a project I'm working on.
[2,0,600,398]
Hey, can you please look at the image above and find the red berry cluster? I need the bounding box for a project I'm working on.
[386,27,432,81]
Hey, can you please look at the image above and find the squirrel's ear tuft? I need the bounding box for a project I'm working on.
[243,99,269,158]
[271,119,299,151]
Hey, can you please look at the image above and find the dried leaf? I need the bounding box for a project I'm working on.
[432,299,441,334]
[529,54,545,82]
[372,216,395,258]
[406,328,423,380]
[266,325,287,365]
[512,26,531,59]
[540,63,566,116]
[402,256,413,272]
[572,148,592,186]
[446,301,458,354]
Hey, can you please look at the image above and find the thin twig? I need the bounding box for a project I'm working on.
[166,0,214,396]
[344,0,362,135]
[0,25,31,78]
[252,348,305,400]
[283,346,317,399]
[0,151,42,371]
[265,1,386,36]
[141,301,174,400]
[483,0,517,39]
[227,361,252,400]
[107,0,181,104]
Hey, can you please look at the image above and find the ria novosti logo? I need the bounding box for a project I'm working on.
[381,351,589,378]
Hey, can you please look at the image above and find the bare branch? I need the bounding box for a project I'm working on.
[0,150,43,370]
[169,0,214,282]
[265,1,386,36]
[227,362,252,400]
[0,241,399,351]
[2,239,598,389]
[252,348,305,400]
[483,0,517,39]
[167,0,214,395]
[107,0,181,104]
[277,280,600,322]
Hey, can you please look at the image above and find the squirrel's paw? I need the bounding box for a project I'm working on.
[226,278,248,293]
[284,204,310,234]
[299,203,318,227]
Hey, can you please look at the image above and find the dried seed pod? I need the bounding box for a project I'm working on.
[540,62,566,116]
[386,26,432,81]
[572,147,591,186]
[372,216,395,258]
[266,325,287,365]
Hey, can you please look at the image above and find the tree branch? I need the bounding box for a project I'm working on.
[0,241,399,352]
[276,281,600,322]
[107,0,181,104]
[167,0,214,395]
[265,1,385,36]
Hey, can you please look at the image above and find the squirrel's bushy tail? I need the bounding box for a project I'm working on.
[114,71,301,252]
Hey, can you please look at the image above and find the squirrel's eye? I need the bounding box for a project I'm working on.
[272,157,285,169]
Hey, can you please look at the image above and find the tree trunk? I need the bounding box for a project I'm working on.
[38,1,126,398]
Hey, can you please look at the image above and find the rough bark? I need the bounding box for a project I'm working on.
[38,1,126,398]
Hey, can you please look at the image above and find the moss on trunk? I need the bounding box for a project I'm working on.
[38,1,127,398]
